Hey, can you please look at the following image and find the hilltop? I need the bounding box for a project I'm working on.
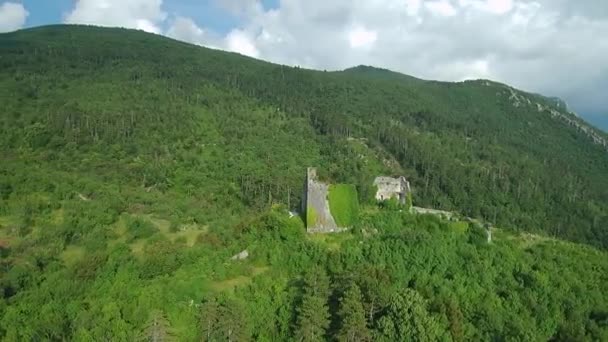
[0,25,607,340]
[341,65,425,84]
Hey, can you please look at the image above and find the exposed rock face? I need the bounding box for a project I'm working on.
[503,86,608,153]
[231,249,249,260]
[373,176,411,204]
[543,107,608,152]
[303,168,344,233]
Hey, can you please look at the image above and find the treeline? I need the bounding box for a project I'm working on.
[179,267,442,342]
[3,204,607,341]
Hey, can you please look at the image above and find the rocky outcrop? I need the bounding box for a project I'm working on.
[231,249,249,260]
[537,104,608,152]
[502,86,608,153]
[507,87,532,107]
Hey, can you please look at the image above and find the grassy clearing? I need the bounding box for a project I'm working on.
[0,215,17,226]
[0,216,16,237]
[449,221,469,234]
[515,232,556,249]
[106,213,208,254]
[209,266,270,292]
[0,216,22,247]
[60,245,86,266]
[307,233,353,251]
[328,184,359,227]
[50,209,64,225]
[145,215,208,246]
[130,239,147,259]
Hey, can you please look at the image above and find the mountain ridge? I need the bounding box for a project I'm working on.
[8,24,603,138]
[1,24,607,248]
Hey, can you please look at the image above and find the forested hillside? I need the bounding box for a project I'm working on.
[1,25,607,340]
[2,25,607,248]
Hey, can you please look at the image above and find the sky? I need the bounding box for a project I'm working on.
[0,0,606,130]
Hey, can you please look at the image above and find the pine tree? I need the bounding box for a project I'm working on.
[294,293,331,342]
[358,266,391,326]
[217,298,250,342]
[302,266,330,298]
[376,289,442,342]
[140,310,173,342]
[337,284,371,342]
[446,299,464,342]
[293,267,332,341]
[200,297,220,342]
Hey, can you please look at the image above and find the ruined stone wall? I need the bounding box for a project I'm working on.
[374,176,410,204]
[304,168,345,233]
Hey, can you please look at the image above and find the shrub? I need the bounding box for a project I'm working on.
[328,184,359,227]
[126,217,158,241]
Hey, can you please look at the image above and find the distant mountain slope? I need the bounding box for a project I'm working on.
[1,25,607,248]
[340,65,424,84]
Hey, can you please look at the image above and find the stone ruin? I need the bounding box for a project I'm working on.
[302,168,345,233]
[302,169,412,233]
[373,176,411,204]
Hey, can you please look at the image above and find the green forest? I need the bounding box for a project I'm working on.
[1,25,607,341]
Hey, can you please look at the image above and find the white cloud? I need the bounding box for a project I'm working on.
[459,0,514,15]
[405,0,422,16]
[135,19,161,34]
[486,0,514,14]
[64,1,257,57]
[226,29,259,57]
[188,0,607,116]
[426,0,458,17]
[0,2,28,32]
[166,16,206,44]
[450,59,491,81]
[510,2,542,26]
[348,27,377,48]
[65,0,166,34]
[57,0,608,116]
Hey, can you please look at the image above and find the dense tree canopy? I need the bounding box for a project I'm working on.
[0,25,607,340]
[2,25,607,248]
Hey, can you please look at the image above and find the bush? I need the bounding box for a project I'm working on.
[379,197,403,211]
[328,184,359,227]
[468,223,487,245]
[169,219,180,233]
[126,217,158,241]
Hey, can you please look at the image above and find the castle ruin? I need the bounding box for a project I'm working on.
[302,168,345,233]
[373,176,411,204]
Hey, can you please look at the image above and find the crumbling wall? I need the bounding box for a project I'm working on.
[374,176,411,204]
[304,168,345,233]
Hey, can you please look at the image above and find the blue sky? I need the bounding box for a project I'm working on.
[19,0,278,34]
[1,0,607,130]
[20,0,70,27]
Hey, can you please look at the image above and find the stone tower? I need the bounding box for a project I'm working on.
[303,167,344,233]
